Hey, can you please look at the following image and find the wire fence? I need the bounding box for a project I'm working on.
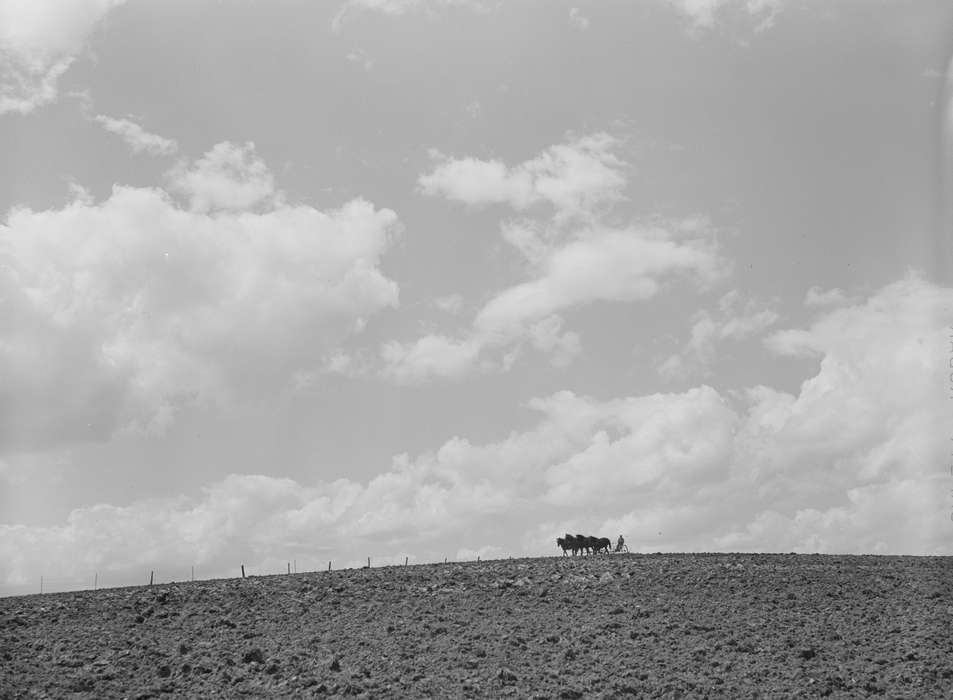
[0,553,538,599]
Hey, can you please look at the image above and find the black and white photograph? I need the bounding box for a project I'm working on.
[0,0,951,696]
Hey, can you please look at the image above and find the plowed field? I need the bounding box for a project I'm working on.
[1,554,950,698]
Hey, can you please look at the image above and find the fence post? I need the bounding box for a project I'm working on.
[150,571,154,586]
[328,561,331,572]
[94,572,98,591]
[241,565,246,579]
[404,556,408,566]
[293,559,297,574]
[287,562,291,575]
[191,566,194,582]
[367,557,371,569]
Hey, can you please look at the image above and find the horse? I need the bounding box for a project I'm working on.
[574,534,590,555]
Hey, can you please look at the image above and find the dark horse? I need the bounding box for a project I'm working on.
[556,534,611,556]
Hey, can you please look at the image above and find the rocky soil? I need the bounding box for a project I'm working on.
[1,553,951,698]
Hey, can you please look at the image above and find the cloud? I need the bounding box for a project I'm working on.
[569,7,590,30]
[167,141,277,213]
[94,114,178,156]
[0,142,399,450]
[345,48,374,72]
[384,134,726,383]
[380,334,483,383]
[475,227,724,336]
[658,290,778,381]
[381,226,724,382]
[331,0,491,32]
[2,274,949,589]
[0,0,126,115]
[432,293,464,314]
[330,0,784,35]
[804,285,856,307]
[419,133,627,224]
[663,0,784,31]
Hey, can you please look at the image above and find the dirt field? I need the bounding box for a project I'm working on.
[1,553,950,698]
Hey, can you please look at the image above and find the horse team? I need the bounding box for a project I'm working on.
[556,533,613,556]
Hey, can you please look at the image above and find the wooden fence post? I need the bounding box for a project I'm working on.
[404,556,408,566]
[287,562,291,575]
[241,565,246,579]
[94,572,98,590]
[150,571,154,586]
[328,561,331,572]
[367,557,371,569]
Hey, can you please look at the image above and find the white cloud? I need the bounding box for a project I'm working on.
[332,0,491,32]
[475,227,724,336]
[542,385,738,507]
[419,133,627,223]
[380,334,482,383]
[330,0,784,35]
[659,290,778,381]
[0,142,399,449]
[0,0,127,115]
[381,226,724,382]
[433,293,464,314]
[3,275,950,589]
[569,7,590,30]
[345,48,374,72]
[168,141,277,213]
[94,114,178,156]
[804,285,855,307]
[385,134,726,383]
[664,0,783,31]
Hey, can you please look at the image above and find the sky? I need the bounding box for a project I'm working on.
[1,0,952,595]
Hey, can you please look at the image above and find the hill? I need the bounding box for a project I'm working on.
[1,553,950,698]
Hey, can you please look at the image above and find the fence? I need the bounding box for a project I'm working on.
[0,553,536,599]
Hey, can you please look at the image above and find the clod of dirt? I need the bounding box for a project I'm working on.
[241,648,265,664]
[329,657,341,672]
[499,667,518,683]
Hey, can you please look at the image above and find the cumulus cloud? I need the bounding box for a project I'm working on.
[384,135,726,383]
[663,0,784,31]
[167,141,277,213]
[475,228,724,335]
[659,290,778,381]
[569,8,590,30]
[330,0,784,35]
[380,334,483,383]
[382,225,724,382]
[2,275,949,590]
[94,114,178,156]
[804,285,855,307]
[419,133,627,224]
[331,0,490,31]
[0,0,126,115]
[0,142,399,449]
